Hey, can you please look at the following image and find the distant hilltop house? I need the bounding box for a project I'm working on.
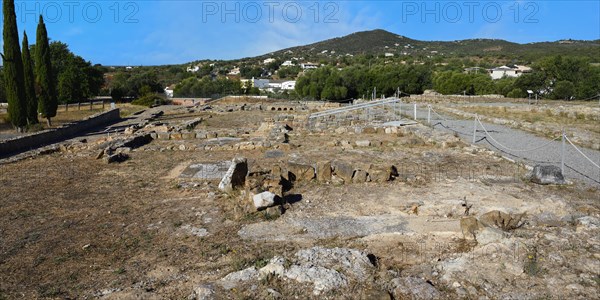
[384,53,395,57]
[242,77,296,92]
[300,62,319,70]
[489,65,532,80]
[281,60,294,67]
[186,65,200,72]
[228,67,240,76]
[267,80,296,92]
[263,58,276,64]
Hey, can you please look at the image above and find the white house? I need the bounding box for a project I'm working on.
[186,65,200,72]
[264,80,296,92]
[489,65,532,80]
[263,58,276,64]
[228,67,240,76]
[301,63,319,70]
[384,53,394,57]
[281,60,294,67]
[281,81,296,90]
[251,77,269,89]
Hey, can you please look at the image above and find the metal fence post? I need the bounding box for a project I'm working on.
[472,115,478,144]
[399,100,402,117]
[561,129,565,175]
[413,103,417,120]
[427,105,431,124]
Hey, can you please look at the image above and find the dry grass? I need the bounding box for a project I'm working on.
[459,106,600,135]
[0,104,146,136]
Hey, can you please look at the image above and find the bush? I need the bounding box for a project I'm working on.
[1,113,10,124]
[507,88,525,99]
[131,94,170,107]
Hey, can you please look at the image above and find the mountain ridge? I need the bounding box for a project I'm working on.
[253,29,599,62]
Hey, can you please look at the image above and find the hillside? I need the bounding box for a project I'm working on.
[262,29,599,62]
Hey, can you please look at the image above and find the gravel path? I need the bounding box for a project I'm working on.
[397,103,600,187]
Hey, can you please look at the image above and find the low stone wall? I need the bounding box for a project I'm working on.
[0,109,120,158]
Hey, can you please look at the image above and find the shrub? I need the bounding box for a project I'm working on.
[131,94,170,107]
[507,88,525,99]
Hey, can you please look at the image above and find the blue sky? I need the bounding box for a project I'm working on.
[4,0,599,66]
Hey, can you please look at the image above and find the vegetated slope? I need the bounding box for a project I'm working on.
[264,29,599,61]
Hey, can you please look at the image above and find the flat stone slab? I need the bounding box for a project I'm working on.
[381,120,418,127]
[238,215,409,241]
[179,161,232,179]
[264,150,285,158]
[200,137,242,146]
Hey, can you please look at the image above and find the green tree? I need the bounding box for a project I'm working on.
[21,31,38,125]
[507,88,525,99]
[552,81,575,100]
[35,15,58,126]
[48,42,104,103]
[2,0,27,130]
[0,70,6,103]
[57,64,82,102]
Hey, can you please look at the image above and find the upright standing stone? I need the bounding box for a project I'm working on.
[316,161,332,182]
[218,157,248,192]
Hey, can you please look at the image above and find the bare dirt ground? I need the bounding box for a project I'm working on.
[0,99,598,299]
[0,104,146,141]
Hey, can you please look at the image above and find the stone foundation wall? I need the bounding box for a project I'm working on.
[0,109,120,158]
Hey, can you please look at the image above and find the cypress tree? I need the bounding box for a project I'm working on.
[2,0,27,131]
[22,31,38,125]
[35,15,57,127]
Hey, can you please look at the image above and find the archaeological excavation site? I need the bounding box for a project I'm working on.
[0,97,599,299]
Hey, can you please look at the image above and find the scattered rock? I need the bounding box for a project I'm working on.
[335,127,348,134]
[219,267,259,290]
[352,170,369,183]
[368,165,398,182]
[532,212,564,227]
[218,157,248,193]
[332,160,355,183]
[181,225,209,237]
[284,265,347,295]
[479,210,526,231]
[288,162,315,182]
[188,284,215,300]
[475,226,504,245]
[460,217,483,240]
[355,140,371,147]
[259,256,286,278]
[266,288,283,299]
[253,191,279,210]
[576,216,600,232]
[316,161,332,182]
[124,126,137,135]
[527,165,566,185]
[104,153,129,164]
[391,277,441,300]
[360,288,391,300]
